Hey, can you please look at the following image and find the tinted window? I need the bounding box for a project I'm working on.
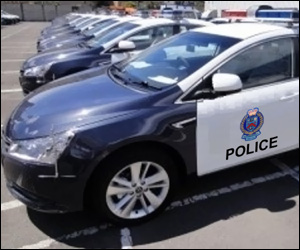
[219,38,294,88]
[127,26,175,50]
[184,12,197,19]
[119,32,240,89]
[87,23,139,48]
[83,19,118,37]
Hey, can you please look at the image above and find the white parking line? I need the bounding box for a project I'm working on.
[19,239,56,250]
[1,89,23,94]
[1,70,19,75]
[121,228,133,249]
[19,225,109,249]
[271,159,299,182]
[1,47,34,49]
[1,200,24,212]
[167,169,290,210]
[1,42,35,45]
[1,59,25,62]
[17,168,293,249]
[1,26,31,41]
[1,51,35,54]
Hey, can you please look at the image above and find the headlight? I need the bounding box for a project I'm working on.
[24,63,53,77]
[8,131,74,165]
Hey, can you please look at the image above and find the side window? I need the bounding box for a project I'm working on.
[218,38,294,88]
[184,12,196,19]
[155,26,174,42]
[127,26,173,50]
[164,43,218,60]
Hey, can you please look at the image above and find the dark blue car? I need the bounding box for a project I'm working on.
[20,18,208,94]
[5,24,298,225]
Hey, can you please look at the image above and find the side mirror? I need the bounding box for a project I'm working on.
[112,40,136,53]
[212,73,242,93]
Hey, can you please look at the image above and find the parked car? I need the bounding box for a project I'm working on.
[39,15,99,41]
[1,10,20,24]
[38,16,139,53]
[3,23,298,225]
[20,18,213,94]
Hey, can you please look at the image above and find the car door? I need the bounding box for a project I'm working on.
[195,37,299,176]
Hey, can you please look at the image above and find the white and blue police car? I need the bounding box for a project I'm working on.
[2,21,299,225]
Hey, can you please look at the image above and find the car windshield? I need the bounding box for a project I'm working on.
[117,32,241,89]
[83,19,119,37]
[86,22,139,48]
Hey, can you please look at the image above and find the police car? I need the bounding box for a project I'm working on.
[20,18,213,94]
[1,10,20,24]
[2,22,299,225]
[38,15,103,43]
[38,16,140,53]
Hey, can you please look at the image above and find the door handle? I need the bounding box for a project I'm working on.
[280,92,299,101]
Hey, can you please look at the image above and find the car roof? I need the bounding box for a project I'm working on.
[192,23,291,39]
[182,18,215,26]
[130,18,214,28]
[131,18,174,27]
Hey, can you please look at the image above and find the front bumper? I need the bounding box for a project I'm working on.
[1,153,86,214]
[7,182,68,213]
[19,74,48,94]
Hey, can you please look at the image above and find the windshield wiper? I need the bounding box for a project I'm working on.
[129,80,162,91]
[111,65,162,91]
[110,65,130,85]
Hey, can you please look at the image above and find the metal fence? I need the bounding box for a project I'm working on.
[1,3,93,21]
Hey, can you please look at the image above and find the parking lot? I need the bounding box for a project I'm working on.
[1,22,299,249]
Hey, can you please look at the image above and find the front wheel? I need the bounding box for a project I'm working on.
[91,149,179,226]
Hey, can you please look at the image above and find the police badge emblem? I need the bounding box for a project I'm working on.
[241,108,264,141]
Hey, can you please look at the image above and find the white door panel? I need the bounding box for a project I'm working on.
[196,79,299,176]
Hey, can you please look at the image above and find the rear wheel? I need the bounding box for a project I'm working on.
[91,149,179,226]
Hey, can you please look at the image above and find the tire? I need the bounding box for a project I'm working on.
[90,147,179,226]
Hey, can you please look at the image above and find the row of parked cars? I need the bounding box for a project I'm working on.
[20,13,214,94]
[1,11,299,225]
[1,10,21,25]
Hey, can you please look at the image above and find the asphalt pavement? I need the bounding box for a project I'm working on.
[1,22,299,249]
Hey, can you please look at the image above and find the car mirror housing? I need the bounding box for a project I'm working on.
[212,73,243,93]
[111,40,136,53]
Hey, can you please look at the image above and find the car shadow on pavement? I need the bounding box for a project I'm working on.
[27,151,299,248]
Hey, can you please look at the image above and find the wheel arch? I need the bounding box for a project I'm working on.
[83,140,188,209]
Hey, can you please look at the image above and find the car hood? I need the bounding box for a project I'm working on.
[22,48,87,69]
[6,69,148,140]
[40,33,84,46]
[42,36,87,50]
